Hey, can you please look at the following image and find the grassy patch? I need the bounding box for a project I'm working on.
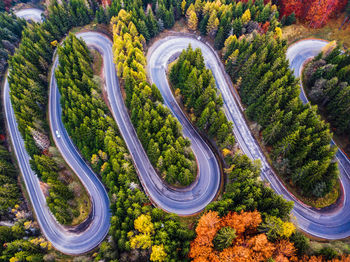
[178,213,201,230]
[90,49,103,76]
[301,180,340,209]
[308,239,350,256]
[64,169,92,226]
[283,12,350,48]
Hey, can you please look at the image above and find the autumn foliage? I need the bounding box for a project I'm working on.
[189,210,298,262]
[97,0,111,7]
[2,0,12,11]
[279,0,348,28]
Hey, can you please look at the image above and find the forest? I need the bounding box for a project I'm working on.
[56,32,194,261]
[112,10,197,187]
[1,0,350,261]
[303,44,350,147]
[8,0,94,224]
[278,0,348,28]
[0,146,51,261]
[223,32,338,198]
[165,19,312,262]
[169,45,235,151]
[184,0,282,49]
[0,208,52,261]
[0,12,25,198]
[0,12,25,80]
[96,0,178,37]
[0,145,20,220]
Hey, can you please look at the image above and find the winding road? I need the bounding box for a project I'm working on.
[6,9,350,256]
[52,32,221,216]
[147,36,350,239]
[287,40,350,238]
[3,10,110,255]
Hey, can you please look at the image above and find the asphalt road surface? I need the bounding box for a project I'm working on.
[14,8,43,22]
[148,35,350,239]
[4,10,110,255]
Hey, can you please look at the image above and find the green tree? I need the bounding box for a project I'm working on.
[213,227,236,251]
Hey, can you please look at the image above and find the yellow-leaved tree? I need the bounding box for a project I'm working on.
[223,35,237,54]
[129,213,158,252]
[275,27,282,39]
[150,244,167,262]
[134,214,154,234]
[130,233,152,249]
[185,3,195,19]
[206,11,219,36]
[181,0,186,15]
[194,0,203,14]
[187,11,198,31]
[242,9,251,24]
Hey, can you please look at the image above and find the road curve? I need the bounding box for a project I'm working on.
[4,10,110,254]
[9,6,350,241]
[148,35,350,239]
[14,8,43,22]
[287,40,350,238]
[64,33,221,215]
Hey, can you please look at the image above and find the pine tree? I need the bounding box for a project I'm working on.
[242,9,251,24]
[199,13,209,35]
[206,11,219,36]
[232,18,243,37]
[187,11,198,31]
[181,0,186,15]
[213,227,236,251]
[214,27,225,50]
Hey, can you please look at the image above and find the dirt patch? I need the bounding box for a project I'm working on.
[40,181,50,198]
[90,49,103,76]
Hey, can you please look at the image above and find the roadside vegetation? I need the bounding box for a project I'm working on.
[169,45,235,152]
[0,12,26,81]
[56,32,194,261]
[112,10,197,187]
[223,32,339,200]
[8,0,93,225]
[0,207,52,261]
[0,108,51,261]
[303,43,350,155]
[0,13,23,219]
[3,0,350,261]
[184,0,281,49]
[0,145,20,220]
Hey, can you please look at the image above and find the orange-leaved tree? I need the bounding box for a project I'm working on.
[280,0,348,28]
[189,210,298,262]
